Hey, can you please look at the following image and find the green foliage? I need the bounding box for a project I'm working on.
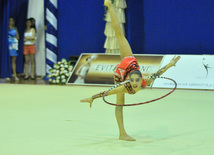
[48,58,74,85]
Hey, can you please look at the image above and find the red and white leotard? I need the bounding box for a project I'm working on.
[114,56,147,94]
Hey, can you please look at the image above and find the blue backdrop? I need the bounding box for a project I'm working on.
[58,0,106,60]
[0,0,11,78]
[144,0,214,54]
[0,0,28,78]
[1,0,214,77]
[58,0,214,60]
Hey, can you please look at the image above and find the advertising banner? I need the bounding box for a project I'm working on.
[67,54,163,85]
[67,54,214,90]
[152,55,214,90]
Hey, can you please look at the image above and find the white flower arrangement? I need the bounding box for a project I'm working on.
[47,58,73,84]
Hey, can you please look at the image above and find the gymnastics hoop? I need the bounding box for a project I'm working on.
[103,76,177,106]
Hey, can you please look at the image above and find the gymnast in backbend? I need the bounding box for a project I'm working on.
[81,0,180,141]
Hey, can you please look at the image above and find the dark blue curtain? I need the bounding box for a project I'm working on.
[58,0,106,60]
[125,0,145,54]
[0,0,11,78]
[58,0,214,57]
[144,0,214,54]
[0,0,28,78]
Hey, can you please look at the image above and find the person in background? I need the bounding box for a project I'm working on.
[23,18,36,80]
[29,17,37,78]
[7,17,20,81]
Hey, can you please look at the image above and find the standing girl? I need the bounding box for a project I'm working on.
[8,17,19,80]
[23,18,36,80]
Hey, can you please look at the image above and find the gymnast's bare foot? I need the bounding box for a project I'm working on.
[104,0,111,7]
[119,134,136,141]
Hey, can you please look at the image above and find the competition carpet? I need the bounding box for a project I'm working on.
[0,84,214,155]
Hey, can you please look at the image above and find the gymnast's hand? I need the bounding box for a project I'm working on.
[169,56,181,66]
[80,97,94,108]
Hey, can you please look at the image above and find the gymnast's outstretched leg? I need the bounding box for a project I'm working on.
[105,0,136,140]
[115,92,136,141]
[105,0,132,60]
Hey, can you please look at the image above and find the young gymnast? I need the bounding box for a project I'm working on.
[81,0,180,141]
